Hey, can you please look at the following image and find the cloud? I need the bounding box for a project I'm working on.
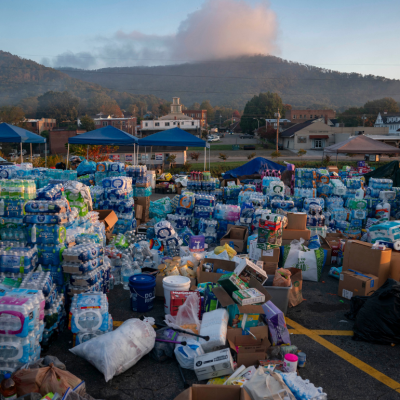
[43,0,279,69]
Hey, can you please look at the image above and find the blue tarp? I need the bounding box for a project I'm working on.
[0,123,46,143]
[222,157,286,178]
[68,126,138,145]
[138,127,206,147]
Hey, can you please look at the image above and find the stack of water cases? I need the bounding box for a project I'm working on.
[98,176,135,234]
[187,171,219,194]
[150,197,173,220]
[0,286,45,375]
[213,204,240,239]
[192,194,216,234]
[69,292,112,347]
[95,162,127,186]
[62,244,109,298]
[19,270,66,349]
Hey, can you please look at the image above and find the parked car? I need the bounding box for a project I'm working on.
[207,136,220,142]
[240,134,254,139]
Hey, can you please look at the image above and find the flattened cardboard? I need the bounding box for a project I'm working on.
[197,258,237,283]
[173,385,251,400]
[226,325,271,367]
[282,229,311,241]
[343,240,391,289]
[95,210,118,232]
[220,225,249,253]
[338,270,379,299]
[287,213,307,230]
[389,251,400,281]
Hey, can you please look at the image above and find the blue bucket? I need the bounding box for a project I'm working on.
[128,274,156,313]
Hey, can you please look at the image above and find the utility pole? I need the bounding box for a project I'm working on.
[274,109,281,153]
[362,114,366,127]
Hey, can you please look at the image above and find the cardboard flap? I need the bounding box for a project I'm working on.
[95,210,118,231]
[180,385,248,400]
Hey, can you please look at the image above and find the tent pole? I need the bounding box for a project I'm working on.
[30,143,32,162]
[66,144,70,169]
[45,143,47,168]
[204,147,206,171]
[151,146,153,169]
[145,146,147,168]
[20,143,23,164]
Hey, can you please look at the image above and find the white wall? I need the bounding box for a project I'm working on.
[141,119,200,131]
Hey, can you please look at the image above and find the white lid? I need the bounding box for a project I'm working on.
[163,275,191,285]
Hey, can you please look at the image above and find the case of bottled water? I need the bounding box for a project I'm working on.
[369,178,393,190]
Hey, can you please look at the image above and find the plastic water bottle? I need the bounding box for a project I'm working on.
[122,263,134,290]
[143,256,153,269]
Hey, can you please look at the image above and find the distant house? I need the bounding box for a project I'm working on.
[285,109,336,123]
[140,97,201,137]
[374,112,400,135]
[182,109,207,128]
[25,118,56,134]
[90,115,137,136]
[279,120,389,151]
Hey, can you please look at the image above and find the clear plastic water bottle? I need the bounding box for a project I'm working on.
[122,263,134,290]
[143,256,153,269]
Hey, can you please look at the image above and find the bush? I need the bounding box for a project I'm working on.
[322,155,331,167]
[247,152,256,160]
[218,153,229,161]
[297,149,307,157]
[181,162,192,172]
[166,154,177,166]
[271,151,281,158]
[189,152,200,161]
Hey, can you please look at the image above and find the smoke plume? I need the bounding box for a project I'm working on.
[43,0,279,68]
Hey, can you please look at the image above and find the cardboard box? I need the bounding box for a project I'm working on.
[342,240,391,289]
[338,270,379,299]
[287,213,307,230]
[134,204,143,220]
[327,166,339,173]
[256,227,283,250]
[319,236,332,266]
[194,349,235,380]
[234,258,268,285]
[174,385,251,400]
[232,288,265,305]
[220,225,249,253]
[95,210,118,242]
[227,326,271,367]
[218,273,248,296]
[389,250,400,281]
[197,258,237,283]
[213,278,271,329]
[220,178,241,187]
[282,229,311,241]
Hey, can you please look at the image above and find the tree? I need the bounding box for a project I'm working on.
[136,101,147,117]
[364,97,399,115]
[37,91,79,125]
[68,144,119,162]
[18,97,38,117]
[240,92,283,133]
[191,102,201,110]
[297,149,307,158]
[0,106,25,126]
[200,100,215,122]
[189,152,200,161]
[159,103,170,116]
[233,110,241,119]
[79,115,95,132]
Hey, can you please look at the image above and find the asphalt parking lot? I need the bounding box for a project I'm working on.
[43,263,400,400]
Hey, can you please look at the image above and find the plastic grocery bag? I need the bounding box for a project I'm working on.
[76,159,96,176]
[13,363,82,396]
[282,240,324,282]
[165,293,201,334]
[243,368,296,400]
[70,318,156,382]
[174,339,204,370]
[272,269,292,287]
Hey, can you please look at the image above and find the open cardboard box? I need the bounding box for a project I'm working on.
[95,210,118,242]
[220,178,241,187]
[343,240,391,289]
[282,228,311,241]
[197,258,237,283]
[226,325,271,367]
[220,225,249,253]
[212,277,272,330]
[319,236,333,265]
[174,385,251,400]
[389,250,400,281]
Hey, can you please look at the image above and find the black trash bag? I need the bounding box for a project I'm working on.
[352,279,400,344]
[345,295,370,321]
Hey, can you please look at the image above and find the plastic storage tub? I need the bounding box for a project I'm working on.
[263,284,292,315]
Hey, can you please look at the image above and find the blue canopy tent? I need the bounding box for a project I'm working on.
[222,157,286,179]
[67,126,138,168]
[0,123,47,165]
[138,127,207,169]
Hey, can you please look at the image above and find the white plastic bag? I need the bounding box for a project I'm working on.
[70,318,156,382]
[243,367,296,400]
[174,339,204,370]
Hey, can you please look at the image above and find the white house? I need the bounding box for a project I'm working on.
[140,97,201,136]
[374,112,400,135]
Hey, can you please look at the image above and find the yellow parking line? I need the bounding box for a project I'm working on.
[289,329,353,336]
[286,318,400,394]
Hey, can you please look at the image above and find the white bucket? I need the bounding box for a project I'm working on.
[146,171,156,189]
[163,275,191,314]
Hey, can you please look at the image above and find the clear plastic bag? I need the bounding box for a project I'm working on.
[165,293,201,334]
[174,339,204,370]
[70,318,156,382]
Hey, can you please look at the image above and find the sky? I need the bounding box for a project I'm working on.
[1,0,400,79]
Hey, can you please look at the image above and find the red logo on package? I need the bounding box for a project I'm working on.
[170,291,201,319]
